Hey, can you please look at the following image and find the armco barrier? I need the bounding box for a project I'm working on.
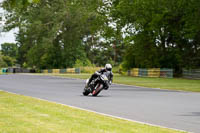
[1,68,35,73]
[43,70,48,73]
[130,68,139,77]
[183,69,200,79]
[52,69,60,73]
[1,68,8,73]
[42,68,80,74]
[66,68,75,73]
[138,68,148,77]
[60,69,67,73]
[48,69,52,73]
[160,68,173,78]
[128,68,173,78]
[148,68,160,77]
[75,68,80,73]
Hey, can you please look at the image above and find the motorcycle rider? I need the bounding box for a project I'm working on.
[86,64,113,90]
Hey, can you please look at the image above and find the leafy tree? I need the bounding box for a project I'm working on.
[111,0,200,73]
[73,59,93,68]
[2,0,106,69]
[1,43,18,57]
[0,51,16,67]
[2,55,16,66]
[2,0,199,73]
[0,53,7,67]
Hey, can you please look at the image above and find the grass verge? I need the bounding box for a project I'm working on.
[0,91,185,133]
[33,73,200,92]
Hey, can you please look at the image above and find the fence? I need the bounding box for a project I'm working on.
[1,67,174,78]
[6,68,35,73]
[182,69,200,79]
[128,68,173,78]
[1,68,8,74]
[41,67,103,74]
[1,68,30,74]
[41,68,81,74]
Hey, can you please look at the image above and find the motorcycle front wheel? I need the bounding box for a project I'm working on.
[83,88,90,96]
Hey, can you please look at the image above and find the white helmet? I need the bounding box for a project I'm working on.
[105,64,112,71]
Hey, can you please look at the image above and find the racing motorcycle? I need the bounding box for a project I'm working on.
[82,71,111,96]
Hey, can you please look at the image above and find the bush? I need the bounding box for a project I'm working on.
[74,59,95,68]
[112,66,120,73]
[1,55,16,67]
[0,56,7,67]
[80,67,101,73]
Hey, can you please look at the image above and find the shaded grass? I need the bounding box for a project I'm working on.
[0,91,185,133]
[36,73,200,92]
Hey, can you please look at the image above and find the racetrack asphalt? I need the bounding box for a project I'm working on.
[0,74,200,133]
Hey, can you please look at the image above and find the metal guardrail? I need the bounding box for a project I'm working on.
[42,67,101,74]
[0,68,36,73]
[182,69,200,79]
[1,68,8,74]
[42,68,80,74]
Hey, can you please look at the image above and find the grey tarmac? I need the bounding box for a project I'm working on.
[0,74,200,133]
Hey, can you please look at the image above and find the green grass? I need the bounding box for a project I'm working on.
[113,75,200,92]
[0,91,186,133]
[36,73,200,92]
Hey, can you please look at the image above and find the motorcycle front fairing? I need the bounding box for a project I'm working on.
[99,74,110,90]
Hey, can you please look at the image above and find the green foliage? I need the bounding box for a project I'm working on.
[2,0,200,73]
[22,62,28,68]
[74,60,84,68]
[2,0,106,69]
[2,0,40,9]
[2,55,16,67]
[74,59,94,68]
[80,67,101,73]
[111,0,200,73]
[0,52,15,67]
[0,56,8,68]
[1,43,18,58]
[112,66,120,73]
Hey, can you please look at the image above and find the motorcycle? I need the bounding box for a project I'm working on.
[82,71,111,96]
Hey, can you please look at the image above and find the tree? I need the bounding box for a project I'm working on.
[2,0,106,69]
[111,0,200,73]
[1,43,18,57]
[3,0,199,72]
[2,55,16,66]
[0,53,7,67]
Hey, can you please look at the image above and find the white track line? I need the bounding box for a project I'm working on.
[0,90,189,133]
